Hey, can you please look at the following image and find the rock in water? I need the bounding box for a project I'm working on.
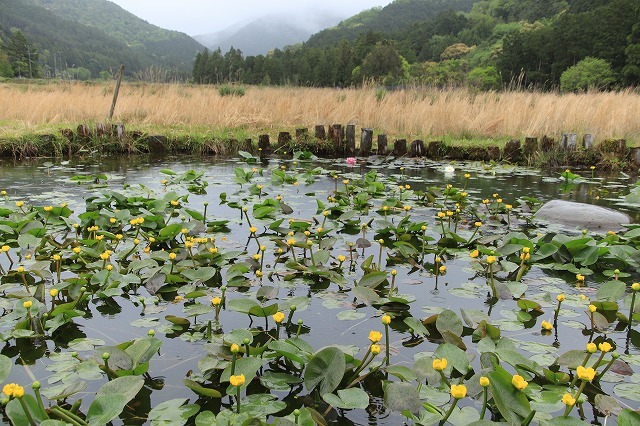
[535,200,632,232]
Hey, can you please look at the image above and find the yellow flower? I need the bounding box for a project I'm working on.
[273,312,285,323]
[249,226,257,234]
[52,254,61,261]
[50,288,59,298]
[576,274,585,282]
[437,212,446,218]
[541,320,553,331]
[588,304,597,313]
[403,205,411,211]
[169,253,177,260]
[486,256,496,264]
[474,221,482,227]
[432,358,447,371]
[2,383,24,398]
[252,254,261,260]
[577,366,596,382]
[562,393,576,406]
[230,343,240,353]
[580,294,588,300]
[44,205,53,212]
[632,282,640,291]
[1,245,9,252]
[391,269,397,276]
[211,297,221,306]
[230,374,245,387]
[464,173,471,178]
[15,201,24,207]
[586,343,597,353]
[439,265,447,274]
[368,330,382,343]
[337,255,346,262]
[381,314,392,325]
[469,249,479,258]
[106,265,113,271]
[370,344,381,355]
[451,384,467,399]
[23,300,32,309]
[170,200,179,206]
[557,294,565,302]
[209,247,218,254]
[161,179,168,185]
[174,295,184,302]
[512,375,528,390]
[109,217,117,223]
[100,252,110,260]
[598,342,612,353]
[17,266,24,273]
[479,376,490,387]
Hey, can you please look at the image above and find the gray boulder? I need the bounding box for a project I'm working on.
[535,200,632,232]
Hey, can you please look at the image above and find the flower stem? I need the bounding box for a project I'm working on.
[438,398,459,425]
[479,387,488,420]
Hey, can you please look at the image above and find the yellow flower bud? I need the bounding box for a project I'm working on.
[576,366,596,382]
[23,300,32,309]
[230,374,245,387]
[512,375,528,390]
[541,320,553,331]
[562,393,576,406]
[586,343,597,353]
[211,297,221,306]
[370,344,381,355]
[432,358,447,371]
[273,312,285,323]
[598,342,612,353]
[557,294,565,302]
[480,376,490,387]
[451,384,467,399]
[368,330,382,343]
[588,304,597,313]
[381,314,391,325]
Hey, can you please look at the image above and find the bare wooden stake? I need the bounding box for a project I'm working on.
[109,64,125,121]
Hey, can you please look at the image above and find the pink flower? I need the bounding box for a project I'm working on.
[346,157,356,166]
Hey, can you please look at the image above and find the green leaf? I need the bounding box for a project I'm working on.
[148,398,200,425]
[487,366,532,424]
[618,409,640,426]
[596,280,626,302]
[614,383,640,401]
[436,309,463,337]
[0,354,11,383]
[357,271,389,288]
[304,347,346,395]
[86,394,127,426]
[220,357,263,388]
[6,395,48,425]
[96,375,145,401]
[323,388,370,409]
[384,381,421,413]
[184,378,222,398]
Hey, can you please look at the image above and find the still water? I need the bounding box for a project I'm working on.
[0,155,637,425]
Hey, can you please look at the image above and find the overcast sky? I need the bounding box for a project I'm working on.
[108,1,394,36]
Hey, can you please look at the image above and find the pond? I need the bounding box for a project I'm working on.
[0,153,639,425]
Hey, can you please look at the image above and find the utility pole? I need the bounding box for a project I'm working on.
[27,46,32,78]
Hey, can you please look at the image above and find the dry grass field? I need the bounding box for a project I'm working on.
[1,81,640,145]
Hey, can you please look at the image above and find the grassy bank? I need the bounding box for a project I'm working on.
[0,80,639,168]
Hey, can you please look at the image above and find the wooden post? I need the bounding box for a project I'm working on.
[331,124,343,154]
[393,139,407,157]
[109,64,125,121]
[377,134,388,155]
[562,133,577,150]
[410,140,425,157]
[258,134,270,156]
[295,128,308,141]
[315,125,326,140]
[278,132,291,145]
[346,124,356,157]
[584,134,595,149]
[360,128,373,156]
[523,137,538,156]
[503,139,521,162]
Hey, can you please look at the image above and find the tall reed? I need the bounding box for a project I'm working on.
[1,81,639,144]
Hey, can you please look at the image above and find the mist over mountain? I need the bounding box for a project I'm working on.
[194,11,352,56]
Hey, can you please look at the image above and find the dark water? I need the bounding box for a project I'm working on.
[0,155,637,425]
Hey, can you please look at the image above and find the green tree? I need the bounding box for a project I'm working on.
[559,57,616,92]
[0,48,13,77]
[468,65,501,90]
[359,42,405,83]
[6,30,40,78]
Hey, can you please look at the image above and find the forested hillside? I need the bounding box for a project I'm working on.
[0,0,202,80]
[192,0,640,91]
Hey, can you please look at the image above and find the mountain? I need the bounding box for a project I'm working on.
[0,0,203,78]
[195,12,344,56]
[306,0,478,47]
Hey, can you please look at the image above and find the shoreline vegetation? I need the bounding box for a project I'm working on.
[1,80,640,170]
